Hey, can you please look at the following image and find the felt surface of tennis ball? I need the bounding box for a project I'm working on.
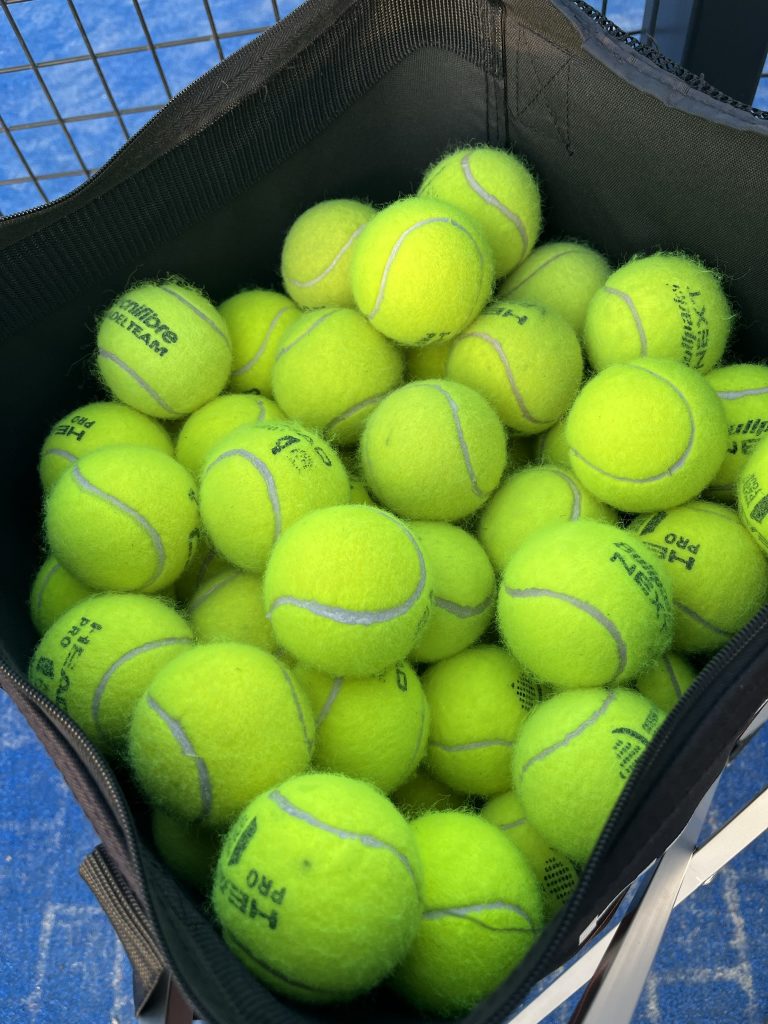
[152,809,221,894]
[360,379,507,521]
[408,522,496,662]
[212,772,422,1003]
[478,465,618,574]
[27,593,193,754]
[293,661,429,793]
[392,769,467,818]
[634,652,697,712]
[566,357,729,512]
[175,393,285,478]
[584,253,732,373]
[200,422,349,573]
[219,289,300,396]
[705,363,768,501]
[39,401,173,493]
[129,643,314,829]
[175,540,229,605]
[281,198,375,310]
[46,445,200,593]
[351,196,494,346]
[424,644,546,796]
[418,146,542,277]
[737,437,768,554]
[29,555,93,634]
[632,500,768,653]
[264,504,432,676]
[498,241,611,332]
[534,419,569,466]
[481,791,581,919]
[390,810,543,1016]
[271,307,403,445]
[512,687,665,864]
[405,339,452,381]
[188,570,275,650]
[97,279,232,418]
[498,519,675,688]
[447,301,583,433]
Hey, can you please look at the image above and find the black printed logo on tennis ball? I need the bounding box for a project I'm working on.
[49,415,98,446]
[637,512,699,572]
[669,283,707,370]
[485,302,529,325]
[395,665,409,692]
[727,419,768,458]
[105,298,178,358]
[49,615,104,713]
[269,428,333,472]
[609,541,674,628]
[611,706,662,781]
[215,868,284,931]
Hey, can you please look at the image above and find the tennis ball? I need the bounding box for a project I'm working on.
[405,339,452,381]
[738,438,768,553]
[566,357,729,512]
[219,289,300,396]
[632,500,768,653]
[351,196,494,346]
[360,380,507,521]
[129,644,314,828]
[705,363,768,501]
[271,307,403,444]
[418,146,542,276]
[498,241,611,332]
[447,301,584,433]
[584,253,732,373]
[498,520,675,688]
[481,791,581,919]
[408,522,496,663]
[293,661,429,793]
[512,687,664,864]
[424,645,546,796]
[188,570,275,650]
[175,393,285,478]
[199,422,349,573]
[392,769,467,818]
[39,401,173,493]
[534,419,569,466]
[97,279,232,418]
[174,540,230,605]
[281,199,375,309]
[264,504,432,676]
[478,465,618,574]
[212,772,422,1003]
[151,810,221,894]
[390,810,543,1016]
[634,652,697,712]
[27,593,193,754]
[46,445,199,593]
[29,555,93,634]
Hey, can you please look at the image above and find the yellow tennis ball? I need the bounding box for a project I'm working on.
[151,810,221,894]
[360,379,507,521]
[533,418,569,466]
[498,520,675,688]
[584,252,733,373]
[174,539,230,605]
[447,300,584,433]
[478,465,618,574]
[175,393,285,478]
[705,363,768,501]
[97,279,232,418]
[405,338,452,381]
[293,661,429,793]
[351,196,494,346]
[418,145,542,276]
[392,769,467,818]
[200,422,349,573]
[512,688,665,864]
[264,504,433,676]
[212,772,422,1003]
[566,357,729,512]
[391,810,543,1016]
[408,522,496,663]
[498,241,611,332]
[632,500,768,653]
[271,307,404,444]
[218,288,300,396]
[29,555,93,634]
[281,198,375,309]
[27,593,193,754]
[129,643,314,828]
[45,445,200,593]
[481,791,581,919]
[738,437,768,554]
[188,570,275,650]
[39,401,173,493]
[634,652,697,712]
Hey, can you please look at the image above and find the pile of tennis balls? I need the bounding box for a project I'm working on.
[26,143,768,1017]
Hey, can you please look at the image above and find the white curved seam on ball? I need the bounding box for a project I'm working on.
[43,448,77,467]
[188,571,239,613]
[269,789,417,881]
[97,348,178,416]
[325,391,389,433]
[549,467,582,519]
[34,560,63,616]
[72,465,167,588]
[232,306,294,378]
[273,309,340,364]
[499,817,526,831]
[503,248,583,292]
[146,695,213,821]
[604,286,647,356]
[461,154,529,251]
[675,600,731,637]
[424,381,488,496]
[158,284,230,348]
[92,637,193,726]
[281,665,316,756]
[716,386,768,399]
[434,591,495,619]
[453,332,547,427]
[519,690,617,777]
[205,448,282,539]
[223,930,333,994]
[315,676,343,729]
[286,224,366,288]
[411,694,429,769]
[661,654,684,700]
[424,900,537,932]
[429,738,515,752]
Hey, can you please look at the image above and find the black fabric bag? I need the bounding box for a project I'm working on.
[2,1,768,1021]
